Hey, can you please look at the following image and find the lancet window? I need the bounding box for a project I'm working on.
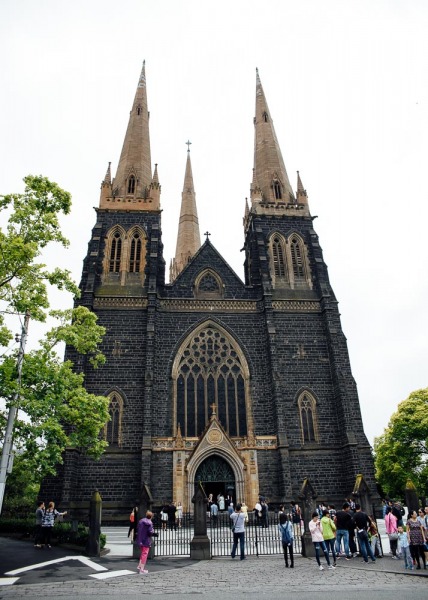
[298,392,318,444]
[127,175,136,194]
[129,232,142,273]
[105,392,123,446]
[109,231,122,272]
[290,235,305,280]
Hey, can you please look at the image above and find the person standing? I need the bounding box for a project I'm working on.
[309,512,335,570]
[385,506,399,559]
[230,503,246,560]
[41,501,67,548]
[353,504,376,563]
[34,501,45,548]
[168,501,177,531]
[407,510,427,570]
[176,501,183,527]
[127,505,138,543]
[368,515,383,558]
[397,525,412,570]
[136,510,157,574]
[210,501,219,527]
[278,512,294,568]
[334,502,352,559]
[320,509,337,566]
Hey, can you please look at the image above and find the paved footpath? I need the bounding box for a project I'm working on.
[0,536,426,600]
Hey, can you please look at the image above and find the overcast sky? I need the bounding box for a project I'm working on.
[1,0,427,447]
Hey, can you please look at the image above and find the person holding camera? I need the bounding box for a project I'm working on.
[136,510,158,574]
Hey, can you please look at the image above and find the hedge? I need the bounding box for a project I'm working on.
[0,518,106,549]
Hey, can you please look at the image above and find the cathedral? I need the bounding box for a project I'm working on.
[43,63,377,517]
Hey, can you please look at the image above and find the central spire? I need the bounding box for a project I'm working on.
[251,69,295,207]
[170,144,201,281]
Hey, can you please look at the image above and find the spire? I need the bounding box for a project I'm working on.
[296,171,308,207]
[170,146,201,281]
[100,61,159,210]
[252,69,295,207]
[103,162,111,184]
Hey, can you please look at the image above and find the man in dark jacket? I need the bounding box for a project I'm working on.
[354,504,376,563]
[334,502,353,559]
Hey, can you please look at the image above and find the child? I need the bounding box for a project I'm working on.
[397,525,412,570]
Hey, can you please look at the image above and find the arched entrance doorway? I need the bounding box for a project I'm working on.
[195,455,236,504]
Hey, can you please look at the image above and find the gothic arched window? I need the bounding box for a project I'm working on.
[127,175,136,195]
[272,235,286,278]
[129,232,142,273]
[273,180,282,200]
[290,235,305,280]
[105,392,123,446]
[298,392,318,444]
[109,231,122,272]
[174,324,248,438]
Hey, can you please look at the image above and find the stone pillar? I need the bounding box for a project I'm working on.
[405,479,419,516]
[352,474,372,514]
[299,478,317,558]
[190,482,210,559]
[86,490,102,557]
[133,483,153,560]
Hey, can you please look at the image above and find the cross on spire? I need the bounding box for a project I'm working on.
[186,140,192,152]
[204,231,211,241]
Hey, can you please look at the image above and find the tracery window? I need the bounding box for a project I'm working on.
[129,232,142,273]
[105,392,123,446]
[298,392,318,443]
[174,325,248,438]
[290,236,305,280]
[272,235,286,278]
[109,232,122,272]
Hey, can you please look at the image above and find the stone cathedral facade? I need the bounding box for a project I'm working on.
[43,63,377,517]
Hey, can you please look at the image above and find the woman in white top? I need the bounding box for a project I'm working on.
[309,511,334,571]
[230,503,246,560]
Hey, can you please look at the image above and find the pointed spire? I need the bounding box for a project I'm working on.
[252,69,295,206]
[152,163,159,185]
[170,146,201,281]
[110,60,153,203]
[244,197,250,219]
[296,170,308,207]
[103,162,112,184]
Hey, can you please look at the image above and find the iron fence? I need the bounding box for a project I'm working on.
[150,510,302,558]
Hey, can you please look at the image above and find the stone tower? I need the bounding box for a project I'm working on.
[41,64,376,518]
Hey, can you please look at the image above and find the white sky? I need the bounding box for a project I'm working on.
[1,0,427,447]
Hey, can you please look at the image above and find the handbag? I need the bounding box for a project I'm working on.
[388,532,399,541]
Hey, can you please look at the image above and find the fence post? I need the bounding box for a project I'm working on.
[190,481,211,559]
[86,490,102,556]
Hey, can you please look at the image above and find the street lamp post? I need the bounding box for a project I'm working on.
[0,310,30,515]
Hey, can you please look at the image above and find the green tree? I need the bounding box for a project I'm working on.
[374,388,428,498]
[0,176,109,489]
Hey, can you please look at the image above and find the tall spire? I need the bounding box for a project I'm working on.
[170,145,201,281]
[251,69,295,207]
[100,61,159,210]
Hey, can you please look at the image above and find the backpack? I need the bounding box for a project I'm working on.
[281,523,292,545]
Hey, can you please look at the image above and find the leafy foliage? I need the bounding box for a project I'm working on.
[374,388,428,498]
[0,176,109,487]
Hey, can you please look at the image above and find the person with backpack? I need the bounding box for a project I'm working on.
[278,512,294,567]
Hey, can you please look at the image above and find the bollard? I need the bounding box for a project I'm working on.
[86,490,102,556]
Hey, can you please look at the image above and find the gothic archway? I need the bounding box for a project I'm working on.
[195,455,236,503]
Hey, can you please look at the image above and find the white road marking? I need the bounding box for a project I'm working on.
[0,577,20,586]
[5,555,108,576]
[89,570,136,579]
